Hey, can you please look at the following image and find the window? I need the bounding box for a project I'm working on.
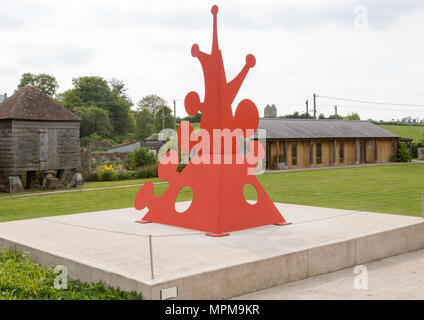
[291,143,297,166]
[339,142,344,163]
[316,142,322,164]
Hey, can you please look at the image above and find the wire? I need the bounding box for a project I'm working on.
[317,95,424,107]
[317,104,424,113]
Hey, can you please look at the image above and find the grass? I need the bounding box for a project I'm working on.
[0,163,423,221]
[0,247,141,300]
[379,124,424,142]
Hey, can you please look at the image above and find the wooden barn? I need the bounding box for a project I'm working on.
[0,86,82,191]
[258,118,399,170]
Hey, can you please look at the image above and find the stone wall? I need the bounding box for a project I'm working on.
[80,147,93,180]
[87,140,116,150]
[92,152,128,164]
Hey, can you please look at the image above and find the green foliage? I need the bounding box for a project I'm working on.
[278,154,284,162]
[344,112,361,120]
[412,142,424,158]
[135,109,155,139]
[95,164,118,181]
[124,147,157,170]
[137,94,167,114]
[0,247,141,300]
[279,111,310,119]
[59,76,134,137]
[392,141,411,162]
[180,112,202,123]
[88,165,159,181]
[75,106,112,138]
[17,73,59,97]
[379,125,424,143]
[154,106,174,131]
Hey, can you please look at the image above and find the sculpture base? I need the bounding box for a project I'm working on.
[274,222,292,226]
[1,202,422,300]
[205,232,230,237]
[135,219,151,224]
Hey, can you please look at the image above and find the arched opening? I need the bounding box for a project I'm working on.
[175,186,194,213]
[243,183,258,205]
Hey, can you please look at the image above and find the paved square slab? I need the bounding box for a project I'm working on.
[1,202,423,299]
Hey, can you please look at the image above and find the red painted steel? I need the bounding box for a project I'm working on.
[134,5,289,235]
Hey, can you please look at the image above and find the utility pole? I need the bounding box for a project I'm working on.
[313,93,317,119]
[162,106,165,130]
[305,100,309,118]
[173,100,177,130]
[335,105,338,118]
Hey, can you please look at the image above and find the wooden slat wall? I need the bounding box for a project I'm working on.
[266,138,397,170]
[0,120,13,170]
[377,138,395,163]
[8,120,81,172]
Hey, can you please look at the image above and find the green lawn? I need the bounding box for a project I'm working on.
[379,124,424,142]
[0,163,423,222]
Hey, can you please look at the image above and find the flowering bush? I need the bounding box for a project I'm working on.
[95,164,118,181]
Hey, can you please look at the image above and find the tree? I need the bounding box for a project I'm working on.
[279,111,309,119]
[344,112,361,120]
[328,114,343,119]
[75,106,112,138]
[110,78,128,98]
[18,73,59,96]
[135,109,155,139]
[59,76,134,137]
[154,106,174,131]
[137,94,168,114]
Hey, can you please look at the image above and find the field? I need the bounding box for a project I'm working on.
[0,163,423,222]
[379,124,424,142]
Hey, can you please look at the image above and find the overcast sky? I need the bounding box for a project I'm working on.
[1,0,424,121]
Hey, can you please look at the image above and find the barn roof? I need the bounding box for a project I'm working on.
[0,86,80,121]
[257,118,398,139]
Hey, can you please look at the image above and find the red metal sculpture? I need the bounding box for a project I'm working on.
[134,5,289,236]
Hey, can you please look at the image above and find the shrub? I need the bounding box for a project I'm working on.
[95,164,118,181]
[393,141,411,162]
[412,142,424,159]
[0,247,141,300]
[124,147,157,170]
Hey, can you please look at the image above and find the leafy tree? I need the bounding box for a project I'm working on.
[110,78,127,98]
[318,113,326,119]
[18,73,59,96]
[135,109,155,139]
[181,112,202,123]
[137,94,168,114]
[60,76,134,137]
[328,114,343,119]
[154,106,174,131]
[279,111,309,119]
[75,106,112,138]
[344,112,361,120]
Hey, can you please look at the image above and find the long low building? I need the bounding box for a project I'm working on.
[258,118,399,170]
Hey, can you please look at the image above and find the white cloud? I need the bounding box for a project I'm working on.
[0,0,423,121]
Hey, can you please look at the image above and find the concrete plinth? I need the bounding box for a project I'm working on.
[0,202,423,300]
